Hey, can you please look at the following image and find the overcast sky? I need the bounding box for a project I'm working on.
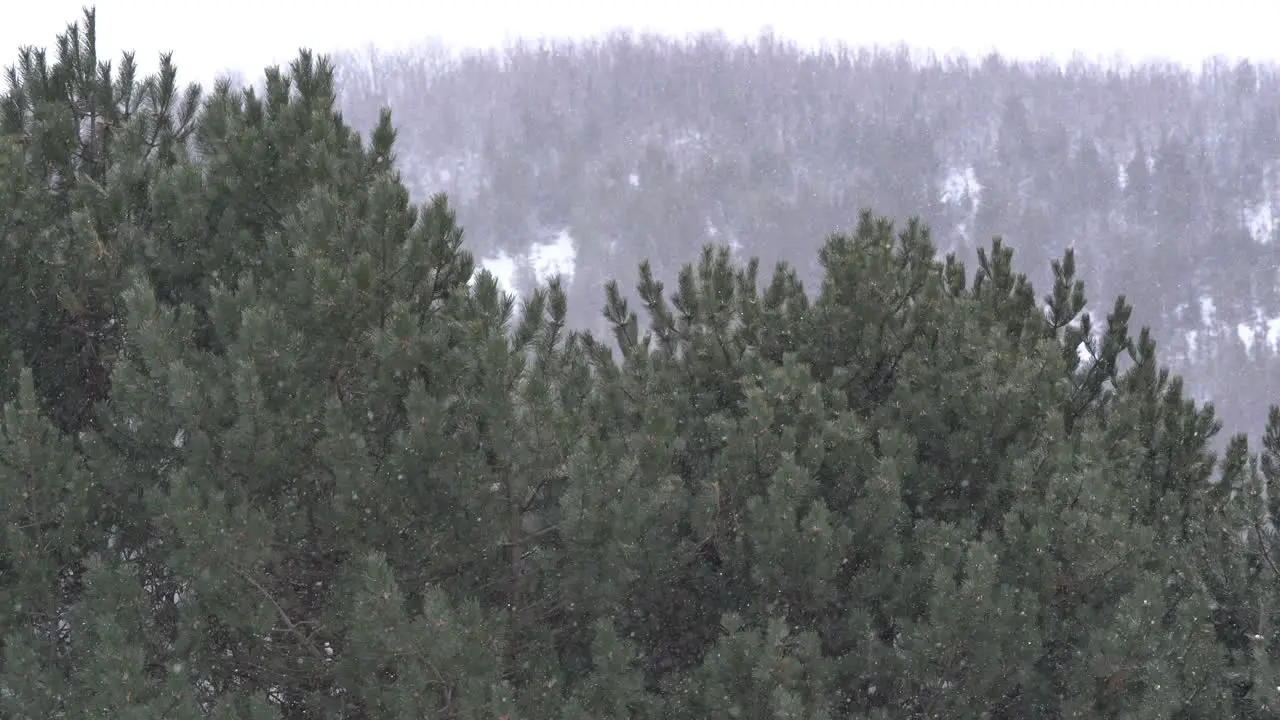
[3,0,1278,90]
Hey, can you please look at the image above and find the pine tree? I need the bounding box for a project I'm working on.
[2,10,1272,718]
[0,8,201,434]
[1198,407,1280,718]
[580,212,1239,716]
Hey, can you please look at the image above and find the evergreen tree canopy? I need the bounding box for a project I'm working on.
[5,8,1280,719]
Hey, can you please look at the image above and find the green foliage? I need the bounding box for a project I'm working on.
[3,9,1279,719]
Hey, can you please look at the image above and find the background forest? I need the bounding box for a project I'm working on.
[329,32,1280,443]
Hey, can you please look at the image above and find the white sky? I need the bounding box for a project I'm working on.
[2,1,1278,90]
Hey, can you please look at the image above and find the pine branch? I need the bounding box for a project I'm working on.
[231,562,327,662]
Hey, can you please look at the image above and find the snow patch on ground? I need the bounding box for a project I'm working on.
[529,228,577,285]
[474,228,577,298]
[1237,318,1280,353]
[1200,296,1216,326]
[940,166,982,246]
[1246,201,1275,244]
[476,251,518,295]
[939,166,982,207]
